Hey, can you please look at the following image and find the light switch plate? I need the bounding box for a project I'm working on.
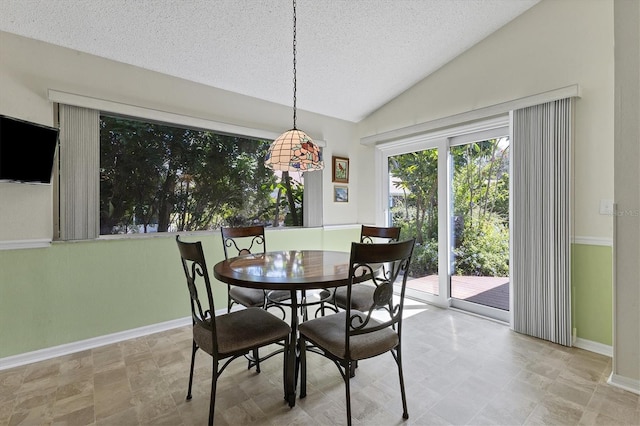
[599,199,614,215]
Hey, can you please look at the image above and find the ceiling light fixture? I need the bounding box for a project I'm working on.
[265,0,324,172]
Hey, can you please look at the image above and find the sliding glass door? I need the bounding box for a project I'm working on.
[388,147,440,299]
[449,137,510,321]
[378,118,510,321]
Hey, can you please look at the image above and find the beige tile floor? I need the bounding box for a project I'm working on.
[1,304,639,425]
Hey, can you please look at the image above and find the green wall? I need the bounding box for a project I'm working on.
[572,243,613,345]
[0,231,612,359]
[0,227,360,359]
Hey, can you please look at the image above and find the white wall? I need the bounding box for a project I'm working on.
[613,0,640,386]
[0,31,360,242]
[357,0,615,241]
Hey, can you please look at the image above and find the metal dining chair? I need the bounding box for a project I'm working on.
[176,236,290,426]
[220,225,290,371]
[221,225,290,312]
[298,238,416,426]
[319,225,401,316]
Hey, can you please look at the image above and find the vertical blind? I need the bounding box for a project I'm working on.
[512,98,573,346]
[58,105,100,240]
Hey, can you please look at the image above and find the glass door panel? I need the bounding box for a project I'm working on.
[388,148,439,297]
[449,137,510,318]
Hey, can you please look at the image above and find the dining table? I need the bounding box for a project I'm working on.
[213,249,366,407]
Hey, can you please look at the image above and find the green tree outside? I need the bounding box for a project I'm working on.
[99,116,301,234]
[389,138,509,277]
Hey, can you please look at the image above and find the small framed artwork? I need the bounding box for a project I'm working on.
[332,156,349,183]
[334,185,349,203]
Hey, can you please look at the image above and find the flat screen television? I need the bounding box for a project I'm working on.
[0,114,59,184]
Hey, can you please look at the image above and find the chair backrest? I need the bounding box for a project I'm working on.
[344,238,415,350]
[220,225,266,260]
[360,225,401,244]
[176,236,219,353]
[361,225,401,278]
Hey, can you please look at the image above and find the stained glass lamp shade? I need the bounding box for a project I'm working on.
[265,129,324,172]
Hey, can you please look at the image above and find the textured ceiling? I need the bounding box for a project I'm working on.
[0,0,539,122]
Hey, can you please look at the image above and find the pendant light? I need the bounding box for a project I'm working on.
[265,0,324,172]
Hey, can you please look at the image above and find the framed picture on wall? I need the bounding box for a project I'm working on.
[332,156,349,183]
[334,185,348,202]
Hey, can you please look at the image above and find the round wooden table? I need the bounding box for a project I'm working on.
[213,250,354,407]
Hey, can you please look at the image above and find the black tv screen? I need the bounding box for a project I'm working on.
[0,115,59,184]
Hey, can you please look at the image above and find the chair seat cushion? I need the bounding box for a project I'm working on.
[266,289,292,303]
[299,311,398,361]
[229,286,290,307]
[333,284,376,311]
[318,289,333,301]
[194,308,290,357]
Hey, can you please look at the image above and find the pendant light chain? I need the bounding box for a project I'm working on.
[264,0,323,172]
[292,0,297,129]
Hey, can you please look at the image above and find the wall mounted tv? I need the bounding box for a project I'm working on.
[0,115,59,184]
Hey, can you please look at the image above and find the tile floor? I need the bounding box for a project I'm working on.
[1,303,638,425]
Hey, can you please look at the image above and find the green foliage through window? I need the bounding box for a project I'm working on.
[389,148,439,276]
[389,138,509,277]
[99,115,303,234]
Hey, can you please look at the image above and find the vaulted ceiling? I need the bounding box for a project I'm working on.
[0,0,539,122]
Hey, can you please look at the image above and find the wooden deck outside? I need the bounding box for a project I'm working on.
[405,274,510,311]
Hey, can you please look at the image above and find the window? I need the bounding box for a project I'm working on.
[55,100,322,240]
[99,115,303,235]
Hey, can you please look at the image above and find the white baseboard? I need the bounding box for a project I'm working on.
[0,316,192,371]
[574,338,613,357]
[608,372,640,395]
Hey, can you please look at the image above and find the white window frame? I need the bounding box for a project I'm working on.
[49,90,325,239]
[374,116,510,315]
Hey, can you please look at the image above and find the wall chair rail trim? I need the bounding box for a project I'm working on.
[0,239,51,251]
[572,236,613,246]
